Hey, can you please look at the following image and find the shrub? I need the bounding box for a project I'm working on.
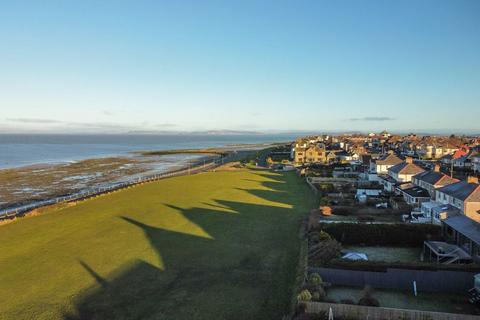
[318,183,334,194]
[308,273,323,285]
[358,285,380,307]
[297,289,312,301]
[319,197,330,206]
[309,238,342,265]
[311,287,326,302]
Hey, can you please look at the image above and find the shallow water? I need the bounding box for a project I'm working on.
[0,133,295,168]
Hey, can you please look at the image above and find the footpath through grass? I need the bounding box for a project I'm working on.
[0,168,315,320]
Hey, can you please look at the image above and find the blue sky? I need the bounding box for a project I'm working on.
[1,0,479,134]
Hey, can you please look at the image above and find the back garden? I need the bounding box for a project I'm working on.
[293,216,480,318]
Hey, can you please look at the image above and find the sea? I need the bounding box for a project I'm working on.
[0,134,297,169]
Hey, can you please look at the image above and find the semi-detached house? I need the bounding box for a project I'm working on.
[435,177,480,222]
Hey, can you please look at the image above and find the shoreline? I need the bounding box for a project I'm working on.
[0,148,263,221]
[0,142,284,170]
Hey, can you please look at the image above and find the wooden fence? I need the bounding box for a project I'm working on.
[303,301,480,320]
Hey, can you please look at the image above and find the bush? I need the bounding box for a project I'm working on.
[318,183,334,193]
[327,257,480,272]
[311,286,326,301]
[297,289,312,301]
[308,238,342,265]
[358,286,380,307]
[319,197,330,206]
[308,273,323,285]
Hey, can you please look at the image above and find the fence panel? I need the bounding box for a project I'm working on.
[303,301,480,320]
[310,267,476,293]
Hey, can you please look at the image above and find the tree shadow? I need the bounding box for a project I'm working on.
[64,171,313,320]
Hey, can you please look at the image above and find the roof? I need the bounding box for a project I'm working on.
[378,174,397,184]
[356,189,382,196]
[413,171,458,186]
[389,162,425,175]
[375,153,403,166]
[399,185,430,198]
[452,146,470,160]
[437,181,480,201]
[443,215,480,245]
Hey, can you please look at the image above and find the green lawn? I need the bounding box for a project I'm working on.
[0,168,315,320]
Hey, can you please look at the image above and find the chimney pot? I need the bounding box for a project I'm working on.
[406,157,413,164]
[434,164,440,172]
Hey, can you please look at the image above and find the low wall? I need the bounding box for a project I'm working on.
[303,301,480,320]
[310,267,476,293]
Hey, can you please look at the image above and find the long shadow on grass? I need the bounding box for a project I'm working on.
[64,172,312,320]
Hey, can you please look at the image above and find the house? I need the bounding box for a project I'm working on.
[442,214,480,263]
[326,151,337,164]
[369,153,403,174]
[335,151,359,163]
[305,145,326,163]
[453,154,472,169]
[292,138,308,162]
[473,154,480,174]
[396,183,431,207]
[413,202,459,224]
[435,177,480,222]
[294,144,335,165]
[412,164,459,198]
[387,157,425,184]
[378,157,425,193]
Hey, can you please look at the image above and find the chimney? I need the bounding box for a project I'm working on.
[406,156,413,164]
[467,176,479,184]
[434,164,440,172]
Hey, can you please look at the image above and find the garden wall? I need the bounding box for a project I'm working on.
[303,301,480,320]
[310,267,476,293]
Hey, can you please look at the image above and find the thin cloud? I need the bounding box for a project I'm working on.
[155,123,178,128]
[6,118,64,124]
[349,117,395,122]
[102,110,114,116]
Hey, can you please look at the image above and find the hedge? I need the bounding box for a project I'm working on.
[317,222,442,247]
[324,258,480,273]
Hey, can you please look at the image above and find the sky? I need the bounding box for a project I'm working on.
[0,0,479,134]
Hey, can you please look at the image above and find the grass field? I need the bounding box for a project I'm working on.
[0,168,315,320]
